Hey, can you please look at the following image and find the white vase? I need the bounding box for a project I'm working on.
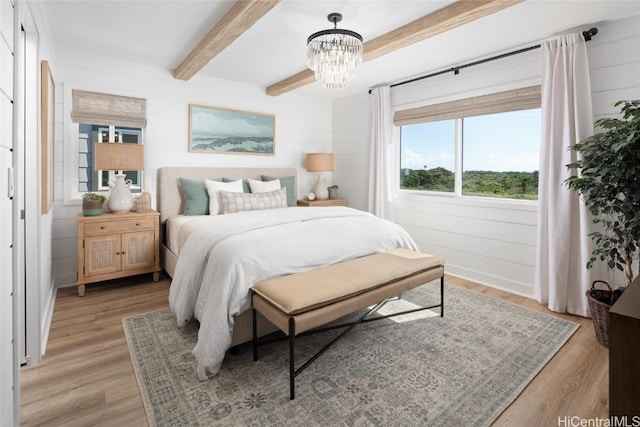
[108,174,134,213]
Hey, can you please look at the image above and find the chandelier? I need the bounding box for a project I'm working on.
[307,13,363,89]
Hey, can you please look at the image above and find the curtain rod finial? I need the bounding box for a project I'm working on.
[583,27,598,41]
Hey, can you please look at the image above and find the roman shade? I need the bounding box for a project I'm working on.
[71,89,147,128]
[393,85,541,126]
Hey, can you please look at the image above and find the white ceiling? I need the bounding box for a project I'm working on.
[37,0,640,100]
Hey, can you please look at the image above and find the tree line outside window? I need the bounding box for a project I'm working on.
[399,107,541,200]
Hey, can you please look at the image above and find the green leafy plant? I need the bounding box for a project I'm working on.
[565,100,640,286]
[82,192,107,203]
[327,185,339,190]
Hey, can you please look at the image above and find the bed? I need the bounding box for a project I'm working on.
[157,167,419,380]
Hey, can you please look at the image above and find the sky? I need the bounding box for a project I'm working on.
[400,109,541,173]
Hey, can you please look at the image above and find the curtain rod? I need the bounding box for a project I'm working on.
[368,27,598,94]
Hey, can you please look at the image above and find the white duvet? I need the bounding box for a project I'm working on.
[169,206,418,379]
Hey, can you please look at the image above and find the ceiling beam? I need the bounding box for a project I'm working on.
[174,0,281,81]
[266,0,523,97]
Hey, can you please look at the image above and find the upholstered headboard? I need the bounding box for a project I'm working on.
[157,167,297,224]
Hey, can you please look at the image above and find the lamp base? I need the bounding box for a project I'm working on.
[107,174,134,213]
[313,174,328,199]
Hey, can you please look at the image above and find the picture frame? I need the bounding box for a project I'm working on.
[189,104,275,155]
[41,60,55,214]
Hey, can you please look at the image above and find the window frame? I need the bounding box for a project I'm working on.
[64,85,148,205]
[393,86,541,205]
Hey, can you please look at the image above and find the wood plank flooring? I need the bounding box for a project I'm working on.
[20,274,608,426]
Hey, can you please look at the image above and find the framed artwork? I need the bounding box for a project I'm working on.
[189,104,275,155]
[41,60,55,214]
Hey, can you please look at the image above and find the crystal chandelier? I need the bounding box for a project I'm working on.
[307,13,363,89]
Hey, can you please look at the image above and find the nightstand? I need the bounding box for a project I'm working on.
[76,210,161,296]
[297,198,346,207]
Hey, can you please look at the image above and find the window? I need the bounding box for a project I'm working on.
[400,120,455,192]
[66,89,147,202]
[396,86,541,200]
[78,124,143,193]
[462,109,540,199]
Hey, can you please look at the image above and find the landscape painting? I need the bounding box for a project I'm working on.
[189,104,275,155]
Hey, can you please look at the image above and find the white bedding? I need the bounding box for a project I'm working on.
[166,214,214,255]
[166,215,199,255]
[168,206,418,380]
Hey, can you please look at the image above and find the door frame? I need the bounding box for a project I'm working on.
[15,0,41,366]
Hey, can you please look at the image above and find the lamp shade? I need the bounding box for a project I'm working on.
[305,153,334,172]
[94,142,145,171]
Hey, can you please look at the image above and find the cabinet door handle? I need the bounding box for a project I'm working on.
[100,226,105,229]
[121,251,126,255]
[136,222,140,226]
[115,251,120,255]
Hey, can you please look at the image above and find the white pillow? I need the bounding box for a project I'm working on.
[205,179,244,215]
[248,178,280,193]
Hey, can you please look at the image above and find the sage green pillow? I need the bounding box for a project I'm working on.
[179,177,222,215]
[262,175,296,206]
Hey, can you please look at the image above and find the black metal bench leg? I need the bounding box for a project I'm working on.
[289,317,296,400]
[252,305,258,361]
[440,275,444,317]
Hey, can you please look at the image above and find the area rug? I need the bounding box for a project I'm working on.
[123,283,578,427]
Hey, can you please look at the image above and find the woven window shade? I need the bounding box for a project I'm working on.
[393,85,541,126]
[71,89,147,128]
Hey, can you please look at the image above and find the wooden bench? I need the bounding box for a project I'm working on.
[251,248,445,399]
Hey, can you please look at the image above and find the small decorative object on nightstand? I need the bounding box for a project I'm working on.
[82,192,107,216]
[297,198,345,207]
[327,185,339,199]
[76,210,160,296]
[135,191,152,212]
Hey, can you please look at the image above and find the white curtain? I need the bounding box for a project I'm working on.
[534,33,606,317]
[368,85,393,219]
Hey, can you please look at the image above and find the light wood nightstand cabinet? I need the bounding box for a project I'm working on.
[77,210,160,296]
[297,198,346,207]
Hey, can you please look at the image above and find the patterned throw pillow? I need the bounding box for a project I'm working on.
[205,179,244,215]
[218,188,287,214]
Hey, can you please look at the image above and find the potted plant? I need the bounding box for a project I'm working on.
[82,193,107,216]
[327,185,339,199]
[565,99,640,345]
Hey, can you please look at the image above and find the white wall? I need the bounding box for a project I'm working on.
[333,15,640,297]
[51,52,333,287]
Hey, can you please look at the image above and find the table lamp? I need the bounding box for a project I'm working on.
[94,142,144,213]
[305,153,334,199]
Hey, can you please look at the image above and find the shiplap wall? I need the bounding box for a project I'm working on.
[333,15,640,297]
[51,54,333,287]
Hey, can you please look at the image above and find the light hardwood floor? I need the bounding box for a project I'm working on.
[20,274,608,426]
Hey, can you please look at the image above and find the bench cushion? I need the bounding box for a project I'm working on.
[252,248,444,316]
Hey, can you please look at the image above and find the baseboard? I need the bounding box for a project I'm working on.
[55,273,77,288]
[40,283,57,358]
[445,264,533,298]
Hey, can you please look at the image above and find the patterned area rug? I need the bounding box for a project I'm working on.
[123,284,578,427]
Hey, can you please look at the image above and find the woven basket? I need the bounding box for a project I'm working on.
[586,280,615,347]
[135,192,151,213]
